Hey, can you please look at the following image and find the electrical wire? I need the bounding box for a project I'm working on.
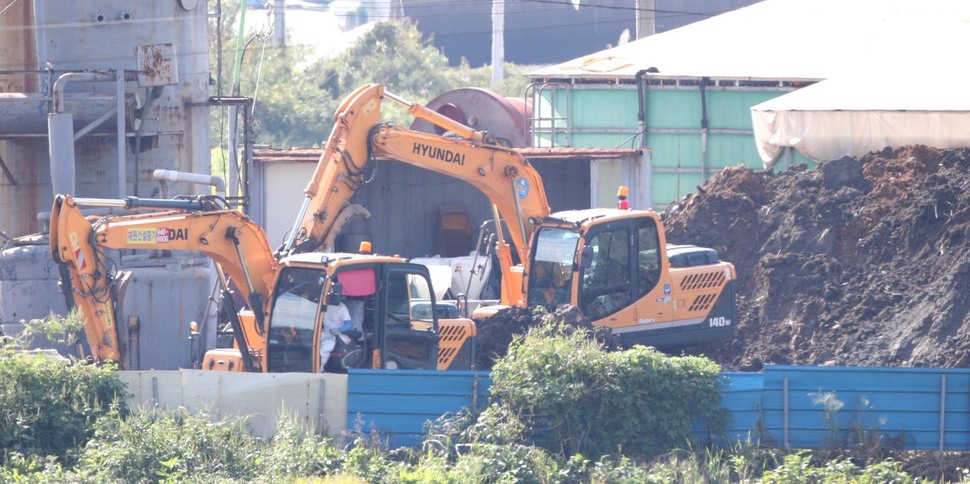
[0,2,725,68]
[0,0,19,17]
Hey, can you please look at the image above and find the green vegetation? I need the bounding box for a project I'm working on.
[208,11,531,194]
[0,312,938,483]
[0,350,127,468]
[489,314,727,459]
[209,8,531,181]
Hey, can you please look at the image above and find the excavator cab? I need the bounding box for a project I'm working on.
[263,261,446,372]
[527,210,735,350]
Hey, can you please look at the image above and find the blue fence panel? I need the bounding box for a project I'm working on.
[717,372,766,444]
[347,369,491,448]
[348,365,970,451]
[762,366,970,450]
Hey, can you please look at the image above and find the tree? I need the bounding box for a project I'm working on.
[212,8,530,151]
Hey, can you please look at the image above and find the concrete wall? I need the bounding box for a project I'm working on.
[118,370,349,439]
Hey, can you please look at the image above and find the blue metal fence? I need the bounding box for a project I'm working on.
[347,369,491,447]
[347,365,970,450]
[756,366,970,451]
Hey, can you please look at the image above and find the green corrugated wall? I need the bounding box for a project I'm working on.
[532,83,815,208]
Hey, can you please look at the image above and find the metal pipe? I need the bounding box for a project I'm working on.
[228,105,239,202]
[490,203,505,247]
[241,105,252,213]
[66,198,129,208]
[283,197,312,254]
[73,105,118,140]
[699,77,709,182]
[940,373,947,451]
[49,71,118,198]
[116,72,126,197]
[152,169,227,199]
[48,111,75,196]
[53,72,113,113]
[71,196,205,211]
[385,89,487,143]
[32,0,47,89]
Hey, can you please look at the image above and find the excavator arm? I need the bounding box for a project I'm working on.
[50,194,279,366]
[283,83,552,258]
[281,83,552,304]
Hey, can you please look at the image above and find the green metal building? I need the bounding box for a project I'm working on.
[527,76,812,209]
[525,0,967,209]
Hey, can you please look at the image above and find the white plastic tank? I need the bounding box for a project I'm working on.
[411,251,492,301]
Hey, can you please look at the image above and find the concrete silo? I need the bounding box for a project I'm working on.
[0,0,221,370]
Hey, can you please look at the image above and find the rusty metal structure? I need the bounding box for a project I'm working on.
[0,1,222,370]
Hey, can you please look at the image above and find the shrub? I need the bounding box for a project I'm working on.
[449,442,561,484]
[0,452,78,483]
[0,352,127,466]
[588,455,652,484]
[487,321,728,460]
[759,452,920,483]
[259,411,346,479]
[76,407,261,482]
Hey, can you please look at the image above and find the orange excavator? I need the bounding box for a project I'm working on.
[52,83,735,373]
[50,193,477,372]
[279,83,737,349]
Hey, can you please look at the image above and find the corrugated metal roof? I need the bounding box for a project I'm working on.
[529,0,970,81]
[253,148,320,164]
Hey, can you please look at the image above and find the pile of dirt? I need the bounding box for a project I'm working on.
[664,146,970,370]
[473,305,618,370]
[474,145,970,371]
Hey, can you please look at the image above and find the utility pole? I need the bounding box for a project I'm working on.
[636,0,656,39]
[273,0,286,47]
[491,0,504,85]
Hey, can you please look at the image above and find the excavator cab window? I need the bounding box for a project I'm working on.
[579,222,634,320]
[378,268,439,370]
[636,217,662,298]
[527,227,579,310]
[266,267,325,372]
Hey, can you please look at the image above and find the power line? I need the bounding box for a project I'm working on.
[350,0,723,17]
[518,0,727,17]
[0,3,725,72]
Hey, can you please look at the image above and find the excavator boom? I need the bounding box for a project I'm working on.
[283,83,551,261]
[50,194,279,366]
[280,83,551,305]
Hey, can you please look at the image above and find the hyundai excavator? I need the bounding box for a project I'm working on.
[280,83,737,349]
[50,193,476,372]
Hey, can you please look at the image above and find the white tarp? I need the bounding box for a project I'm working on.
[530,0,970,81]
[525,0,970,169]
[751,71,970,167]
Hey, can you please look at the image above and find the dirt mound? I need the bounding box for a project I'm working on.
[664,146,970,370]
[473,305,618,370]
[473,146,970,371]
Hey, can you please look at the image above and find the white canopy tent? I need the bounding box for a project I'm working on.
[751,70,970,167]
[528,0,970,170]
[531,0,970,82]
